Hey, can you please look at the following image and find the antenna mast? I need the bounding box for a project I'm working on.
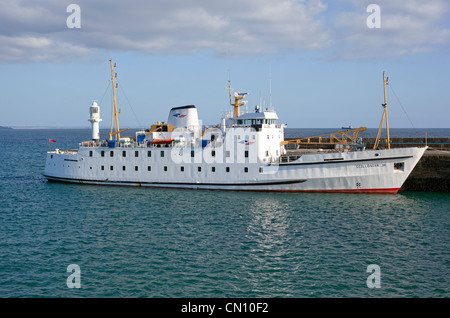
[269,65,272,108]
[226,72,247,118]
[109,59,120,140]
[373,72,390,150]
[227,69,232,107]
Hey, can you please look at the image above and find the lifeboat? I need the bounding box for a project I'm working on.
[150,139,174,145]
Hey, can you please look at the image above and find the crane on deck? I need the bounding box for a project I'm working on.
[280,126,367,147]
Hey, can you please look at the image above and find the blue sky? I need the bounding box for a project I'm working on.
[0,0,449,128]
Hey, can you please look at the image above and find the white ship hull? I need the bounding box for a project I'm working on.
[44,146,426,194]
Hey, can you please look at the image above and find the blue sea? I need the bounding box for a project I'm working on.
[0,128,449,298]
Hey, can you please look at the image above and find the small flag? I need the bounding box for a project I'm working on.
[49,139,56,143]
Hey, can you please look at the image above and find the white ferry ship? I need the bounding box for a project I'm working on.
[44,61,426,194]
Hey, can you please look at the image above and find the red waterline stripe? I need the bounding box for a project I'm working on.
[291,188,400,194]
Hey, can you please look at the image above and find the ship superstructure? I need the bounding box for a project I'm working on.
[44,62,426,193]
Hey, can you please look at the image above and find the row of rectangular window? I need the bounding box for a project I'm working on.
[99,165,259,173]
[90,150,251,158]
[93,150,157,158]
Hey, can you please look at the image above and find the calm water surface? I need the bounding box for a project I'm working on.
[0,129,449,298]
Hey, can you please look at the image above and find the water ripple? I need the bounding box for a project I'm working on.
[0,129,449,297]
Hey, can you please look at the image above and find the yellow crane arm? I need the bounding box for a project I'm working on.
[109,128,130,139]
[280,127,367,146]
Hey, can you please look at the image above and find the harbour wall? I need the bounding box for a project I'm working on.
[400,152,450,193]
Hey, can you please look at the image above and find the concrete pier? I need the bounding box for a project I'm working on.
[401,150,450,192]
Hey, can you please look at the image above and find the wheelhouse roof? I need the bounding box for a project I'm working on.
[233,111,278,120]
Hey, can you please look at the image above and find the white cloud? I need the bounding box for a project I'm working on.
[0,35,92,62]
[0,0,448,62]
[79,0,331,56]
[0,0,331,61]
[330,0,450,59]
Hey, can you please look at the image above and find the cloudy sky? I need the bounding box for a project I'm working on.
[0,0,449,128]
